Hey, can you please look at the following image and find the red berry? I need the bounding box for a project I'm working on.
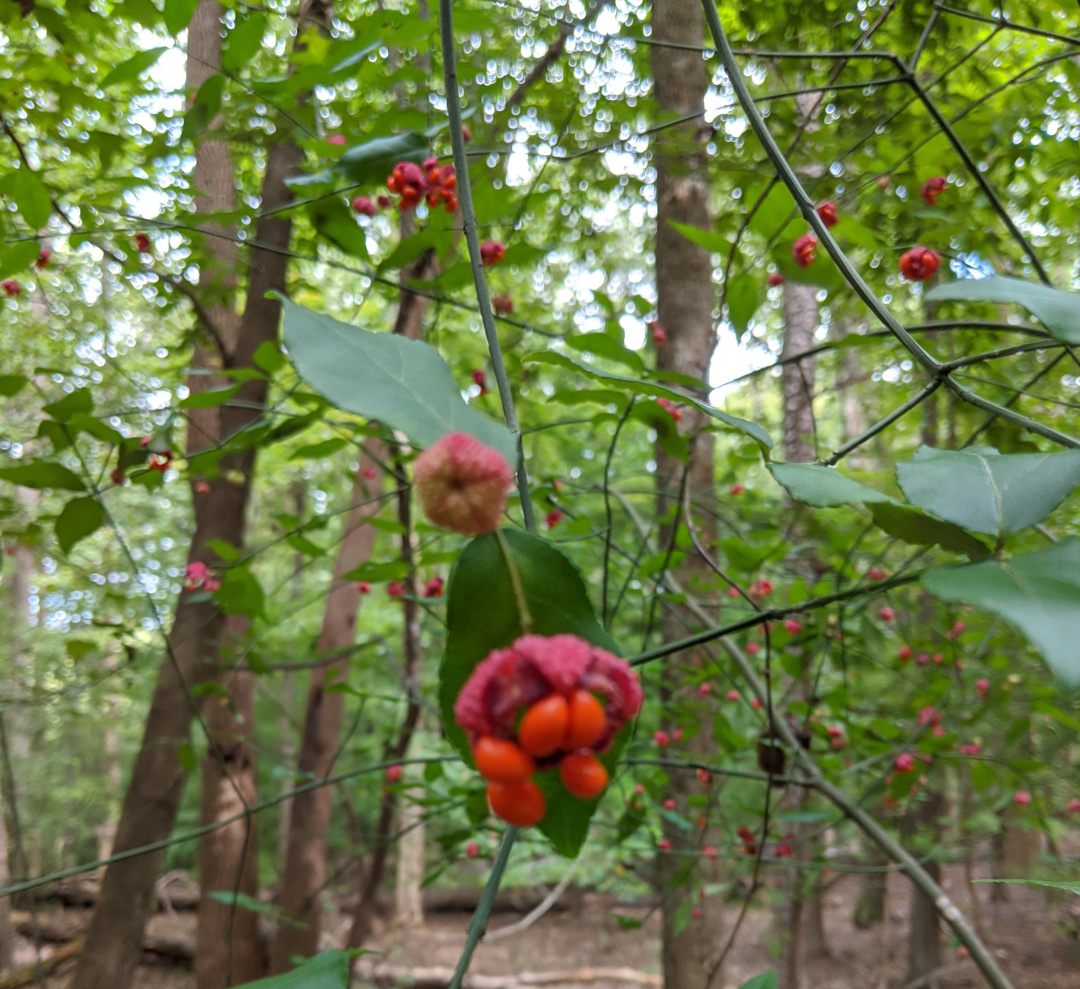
[518,693,570,758]
[899,246,941,282]
[351,195,376,216]
[898,645,912,662]
[492,295,514,315]
[357,581,371,594]
[726,689,740,702]
[648,321,667,346]
[792,233,817,268]
[662,798,676,810]
[867,567,887,580]
[960,743,981,755]
[487,780,546,828]
[931,652,943,664]
[729,483,744,495]
[920,176,946,206]
[465,841,480,858]
[975,678,990,696]
[876,174,891,189]
[696,683,712,698]
[1068,798,1080,814]
[1013,790,1031,807]
[767,272,785,287]
[672,728,683,743]
[362,466,377,480]
[894,752,914,773]
[545,509,563,529]
[35,248,51,270]
[327,133,346,145]
[917,652,930,665]
[751,697,762,710]
[135,233,151,254]
[377,195,392,209]
[387,581,406,598]
[658,838,671,852]
[385,764,403,783]
[745,642,760,655]
[386,161,427,210]
[784,618,802,635]
[816,201,839,228]
[423,576,444,598]
[878,606,895,621]
[461,124,472,143]
[691,907,702,919]
[110,467,126,486]
[2,280,22,297]
[703,845,717,860]
[559,753,609,799]
[696,767,711,785]
[473,736,535,785]
[653,730,670,748]
[479,240,506,267]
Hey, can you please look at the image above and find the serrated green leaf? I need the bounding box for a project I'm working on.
[9,169,51,230]
[279,298,515,463]
[438,530,620,858]
[55,497,104,553]
[922,539,1080,685]
[100,46,168,87]
[925,276,1080,345]
[897,446,1080,539]
[0,463,85,491]
[526,352,771,449]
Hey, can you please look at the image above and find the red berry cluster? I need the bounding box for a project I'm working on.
[479,240,506,267]
[792,232,817,268]
[422,157,458,212]
[385,158,459,212]
[899,246,940,282]
[455,634,643,828]
[920,176,946,206]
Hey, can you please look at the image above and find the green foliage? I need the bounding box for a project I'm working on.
[279,298,516,462]
[926,277,1080,345]
[230,951,350,989]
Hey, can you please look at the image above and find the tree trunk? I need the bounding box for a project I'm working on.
[268,457,386,970]
[780,284,818,464]
[0,786,13,973]
[853,838,889,927]
[393,752,425,928]
[903,791,944,986]
[70,19,301,987]
[649,2,722,988]
[195,618,264,988]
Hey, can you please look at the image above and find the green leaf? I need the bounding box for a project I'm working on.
[868,502,990,560]
[972,879,1080,895]
[176,742,197,773]
[922,539,1080,685]
[768,463,891,508]
[727,273,760,340]
[290,438,348,460]
[222,14,266,73]
[306,198,369,259]
[163,0,199,35]
[43,388,93,422]
[925,276,1080,345]
[216,566,266,618]
[563,333,644,374]
[340,560,409,583]
[206,890,277,913]
[438,530,620,858]
[181,75,226,144]
[55,497,104,553]
[8,169,51,230]
[279,298,516,463]
[897,446,1080,539]
[333,132,428,186]
[667,220,727,254]
[0,241,40,279]
[100,47,168,87]
[739,975,778,989]
[526,352,772,449]
[180,384,241,409]
[0,375,28,398]
[0,463,85,491]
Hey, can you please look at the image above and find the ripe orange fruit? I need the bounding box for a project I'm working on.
[518,694,570,757]
[562,690,606,750]
[559,753,609,799]
[473,736,535,785]
[487,780,547,827]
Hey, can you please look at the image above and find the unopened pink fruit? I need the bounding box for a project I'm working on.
[413,432,513,535]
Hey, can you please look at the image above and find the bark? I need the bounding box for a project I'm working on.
[0,787,12,973]
[268,457,385,970]
[780,284,818,464]
[70,18,302,988]
[853,839,889,927]
[195,620,264,988]
[649,2,722,988]
[393,753,425,927]
[903,791,944,986]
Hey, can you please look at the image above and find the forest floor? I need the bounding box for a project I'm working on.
[25,862,1080,989]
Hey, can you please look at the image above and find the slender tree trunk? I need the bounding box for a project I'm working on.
[0,777,12,972]
[268,457,385,970]
[650,2,723,988]
[780,285,818,464]
[393,743,425,928]
[853,837,889,927]
[70,21,301,988]
[196,620,264,988]
[903,791,944,986]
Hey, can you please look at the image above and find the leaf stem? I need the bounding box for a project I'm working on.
[495,529,533,634]
[440,0,534,532]
[447,825,518,989]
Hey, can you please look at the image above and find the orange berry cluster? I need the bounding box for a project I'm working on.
[385,159,458,213]
[472,689,611,828]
